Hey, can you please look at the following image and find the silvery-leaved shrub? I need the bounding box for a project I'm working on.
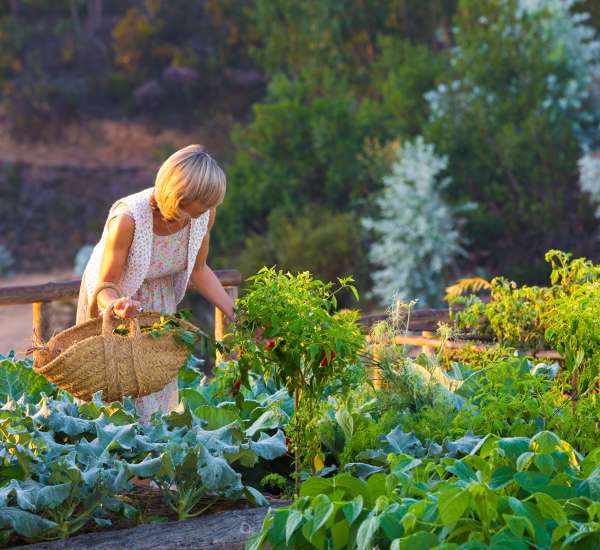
[579,154,600,216]
[516,0,600,149]
[362,137,472,307]
[0,245,15,277]
[73,245,94,276]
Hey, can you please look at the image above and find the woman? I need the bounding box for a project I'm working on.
[76,144,236,423]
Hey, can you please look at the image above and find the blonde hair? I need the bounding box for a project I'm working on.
[153,144,226,221]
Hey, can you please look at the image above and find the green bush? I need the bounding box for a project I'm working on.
[251,429,600,549]
[215,37,443,259]
[222,75,383,241]
[237,205,369,302]
[451,250,600,394]
[423,0,600,281]
[251,0,456,81]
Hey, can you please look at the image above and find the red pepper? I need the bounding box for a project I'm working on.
[320,350,336,366]
[232,379,241,395]
[264,338,276,351]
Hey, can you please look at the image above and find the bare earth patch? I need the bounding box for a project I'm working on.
[0,119,231,168]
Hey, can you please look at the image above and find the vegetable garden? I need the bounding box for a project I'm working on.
[2,251,600,548]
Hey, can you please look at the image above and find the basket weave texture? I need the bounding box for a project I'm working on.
[33,283,198,402]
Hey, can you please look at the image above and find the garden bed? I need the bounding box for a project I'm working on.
[2,260,600,548]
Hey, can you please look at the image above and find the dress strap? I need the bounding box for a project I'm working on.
[107,202,134,227]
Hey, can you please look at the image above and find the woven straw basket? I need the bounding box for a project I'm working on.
[32,283,199,402]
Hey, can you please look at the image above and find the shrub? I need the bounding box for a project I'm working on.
[237,205,369,303]
[215,37,444,261]
[362,137,471,307]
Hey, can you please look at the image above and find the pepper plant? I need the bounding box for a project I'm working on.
[222,267,365,492]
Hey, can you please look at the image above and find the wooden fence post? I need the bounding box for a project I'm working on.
[214,286,239,364]
[371,347,382,390]
[32,302,52,343]
[421,330,435,358]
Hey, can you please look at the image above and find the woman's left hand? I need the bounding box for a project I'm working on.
[113,297,144,318]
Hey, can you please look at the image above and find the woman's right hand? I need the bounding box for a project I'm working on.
[112,297,143,318]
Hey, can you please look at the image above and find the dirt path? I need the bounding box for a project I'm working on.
[0,119,228,168]
[0,270,74,358]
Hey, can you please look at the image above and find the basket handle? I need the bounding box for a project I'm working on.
[89,282,124,319]
[102,300,141,338]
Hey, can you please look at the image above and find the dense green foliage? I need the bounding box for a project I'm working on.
[242,262,600,549]
[3,258,600,547]
[2,1,600,287]
[217,33,443,291]
[250,430,600,549]
[222,267,364,480]
[451,250,600,395]
[216,0,600,291]
[423,0,600,281]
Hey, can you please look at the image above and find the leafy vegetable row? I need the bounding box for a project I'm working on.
[0,354,288,546]
[250,431,600,549]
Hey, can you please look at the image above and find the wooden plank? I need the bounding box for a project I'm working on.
[358,308,453,332]
[1,280,81,305]
[14,505,287,550]
[0,270,242,306]
[392,335,492,351]
[390,334,563,359]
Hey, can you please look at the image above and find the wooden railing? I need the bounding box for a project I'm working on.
[358,308,561,356]
[0,275,562,366]
[358,308,452,333]
[0,270,242,346]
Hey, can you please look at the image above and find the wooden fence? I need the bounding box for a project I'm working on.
[0,276,562,365]
[0,270,242,347]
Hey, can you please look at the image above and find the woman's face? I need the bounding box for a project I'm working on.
[180,199,210,219]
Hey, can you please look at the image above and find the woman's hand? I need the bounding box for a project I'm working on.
[226,308,238,325]
[112,297,144,318]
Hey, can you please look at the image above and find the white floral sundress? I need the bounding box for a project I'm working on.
[77,207,190,423]
[130,221,190,423]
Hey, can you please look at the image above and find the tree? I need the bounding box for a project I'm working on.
[423,0,600,281]
[214,38,443,261]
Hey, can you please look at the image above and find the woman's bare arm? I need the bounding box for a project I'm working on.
[189,208,236,320]
[96,207,141,317]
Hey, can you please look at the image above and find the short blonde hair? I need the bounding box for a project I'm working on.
[153,144,226,221]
